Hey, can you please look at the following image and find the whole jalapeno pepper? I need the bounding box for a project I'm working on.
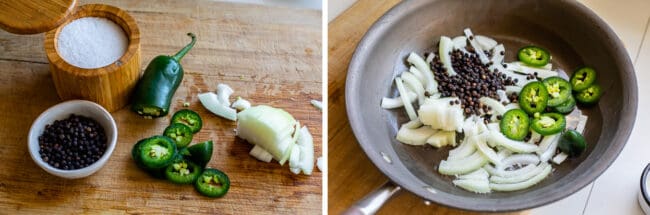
[131,33,196,118]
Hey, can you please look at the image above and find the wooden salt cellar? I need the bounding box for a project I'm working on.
[44,4,141,112]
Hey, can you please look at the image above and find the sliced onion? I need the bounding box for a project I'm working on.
[528,130,542,144]
[249,145,273,163]
[402,118,423,129]
[552,152,569,165]
[198,92,237,121]
[463,29,490,64]
[452,36,467,49]
[504,103,520,111]
[484,163,536,178]
[295,126,314,175]
[505,86,522,94]
[232,97,252,111]
[490,163,549,184]
[487,129,538,153]
[426,131,456,148]
[439,151,489,175]
[236,105,297,162]
[309,100,322,111]
[216,83,234,107]
[401,71,426,105]
[506,62,558,79]
[439,36,458,76]
[419,97,464,131]
[408,66,426,84]
[499,154,540,169]
[475,138,502,166]
[475,35,498,51]
[396,126,436,146]
[407,52,438,94]
[489,164,552,191]
[316,157,323,172]
[491,44,505,64]
[425,53,435,65]
[381,91,417,109]
[479,97,506,116]
[453,178,491,194]
[538,134,560,163]
[448,136,477,160]
[576,115,588,134]
[395,77,418,120]
[496,90,510,104]
[458,168,489,180]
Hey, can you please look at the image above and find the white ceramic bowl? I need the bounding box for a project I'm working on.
[640,163,650,215]
[28,100,117,179]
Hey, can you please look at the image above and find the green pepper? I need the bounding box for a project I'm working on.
[570,67,597,92]
[518,46,550,67]
[131,33,197,118]
[163,123,193,148]
[500,109,530,141]
[558,130,587,157]
[185,140,214,167]
[165,158,202,184]
[575,84,602,105]
[530,113,566,135]
[195,168,230,198]
[518,81,549,115]
[171,109,203,134]
[136,135,178,170]
[542,77,572,107]
[552,95,576,114]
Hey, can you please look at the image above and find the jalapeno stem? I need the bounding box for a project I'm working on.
[172,33,197,62]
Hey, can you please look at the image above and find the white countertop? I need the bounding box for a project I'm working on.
[330,0,650,214]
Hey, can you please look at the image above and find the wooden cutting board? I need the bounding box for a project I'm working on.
[0,0,321,214]
[327,1,525,214]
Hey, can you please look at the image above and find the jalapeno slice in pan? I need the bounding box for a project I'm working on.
[137,135,178,170]
[500,109,530,141]
[552,95,576,114]
[518,45,550,67]
[570,67,597,92]
[195,168,230,198]
[165,158,202,184]
[171,109,203,134]
[558,130,586,157]
[530,113,566,135]
[186,140,214,167]
[575,84,602,105]
[163,123,193,148]
[518,81,549,115]
[542,77,572,107]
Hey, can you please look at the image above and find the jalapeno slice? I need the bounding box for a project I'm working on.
[195,168,230,198]
[500,109,530,141]
[552,95,576,114]
[558,130,586,157]
[171,109,203,134]
[518,81,549,115]
[530,113,566,135]
[570,67,597,92]
[575,84,602,105]
[163,123,193,148]
[542,77,572,107]
[518,46,550,67]
[165,158,202,184]
[137,135,178,170]
[186,140,214,167]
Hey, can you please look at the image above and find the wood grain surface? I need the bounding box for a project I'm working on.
[0,0,322,214]
[327,1,524,214]
[0,0,77,34]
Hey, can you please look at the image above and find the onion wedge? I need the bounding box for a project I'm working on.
[489,164,552,191]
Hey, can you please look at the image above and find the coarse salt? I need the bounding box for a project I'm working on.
[57,17,128,69]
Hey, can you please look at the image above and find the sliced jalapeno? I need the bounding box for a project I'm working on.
[195,168,230,198]
[186,140,214,167]
[164,123,193,148]
[137,135,178,170]
[558,130,586,157]
[575,84,602,105]
[500,109,530,141]
[518,81,549,115]
[518,45,550,67]
[165,158,202,184]
[552,95,576,114]
[542,77,572,107]
[171,109,203,134]
[530,113,566,135]
[570,67,597,92]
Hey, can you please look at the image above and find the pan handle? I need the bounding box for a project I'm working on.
[342,181,402,215]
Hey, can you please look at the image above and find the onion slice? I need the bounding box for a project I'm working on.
[439,36,458,76]
[198,92,237,121]
[489,164,552,191]
[407,52,439,94]
[395,77,418,120]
